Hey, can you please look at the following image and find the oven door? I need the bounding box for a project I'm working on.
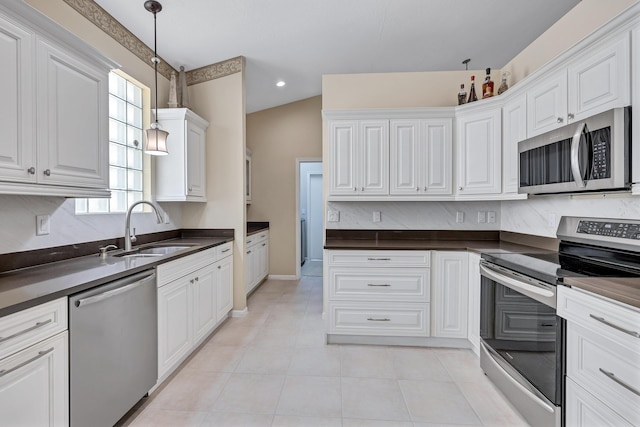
[479,261,563,426]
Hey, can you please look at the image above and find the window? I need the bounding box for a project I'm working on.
[76,72,146,213]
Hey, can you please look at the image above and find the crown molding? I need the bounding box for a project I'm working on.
[186,56,244,85]
[62,0,242,84]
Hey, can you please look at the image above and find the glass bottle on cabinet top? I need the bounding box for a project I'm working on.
[458,84,467,105]
[482,68,494,98]
[497,71,509,95]
[467,76,478,103]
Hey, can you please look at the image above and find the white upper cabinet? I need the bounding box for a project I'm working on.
[328,119,388,196]
[502,95,527,195]
[0,2,116,197]
[527,32,630,137]
[456,107,502,196]
[154,108,209,202]
[567,33,630,122]
[390,119,452,196]
[0,14,34,184]
[36,38,109,189]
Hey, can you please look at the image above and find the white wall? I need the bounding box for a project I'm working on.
[327,201,501,230]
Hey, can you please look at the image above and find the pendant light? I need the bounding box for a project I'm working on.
[144,0,169,156]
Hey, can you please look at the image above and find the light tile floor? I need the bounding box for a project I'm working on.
[121,277,529,427]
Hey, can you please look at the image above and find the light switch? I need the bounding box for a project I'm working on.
[478,211,487,223]
[372,211,381,223]
[487,211,496,223]
[456,212,464,223]
[327,210,340,222]
[36,215,50,235]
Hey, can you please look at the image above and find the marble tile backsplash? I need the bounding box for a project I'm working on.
[0,195,182,254]
[326,201,502,230]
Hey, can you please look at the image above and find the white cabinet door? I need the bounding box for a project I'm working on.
[157,276,192,379]
[186,120,206,198]
[258,239,269,281]
[432,251,469,339]
[467,252,481,355]
[566,378,634,427]
[456,108,502,195]
[502,96,527,194]
[216,255,234,322]
[568,33,630,122]
[0,15,35,184]
[0,331,68,427]
[390,119,420,195]
[422,119,453,195]
[328,120,358,195]
[36,38,108,189]
[191,263,217,344]
[527,72,568,137]
[359,120,389,195]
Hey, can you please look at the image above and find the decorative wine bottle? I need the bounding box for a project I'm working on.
[482,68,494,98]
[468,76,478,103]
[458,84,467,105]
[497,72,509,95]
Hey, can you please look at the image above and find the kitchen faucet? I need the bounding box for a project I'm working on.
[124,200,164,251]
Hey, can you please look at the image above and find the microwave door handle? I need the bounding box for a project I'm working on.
[571,122,588,188]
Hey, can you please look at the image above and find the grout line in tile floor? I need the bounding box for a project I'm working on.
[119,276,529,427]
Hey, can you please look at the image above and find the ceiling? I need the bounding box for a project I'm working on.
[94,0,580,113]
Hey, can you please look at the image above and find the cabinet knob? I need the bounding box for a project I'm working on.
[190,279,194,284]
[416,187,419,192]
[361,187,364,191]
[188,187,193,192]
[556,117,564,124]
[194,277,199,282]
[423,187,427,191]
[27,167,35,175]
[43,169,51,176]
[353,187,357,191]
[567,113,574,120]
[218,265,221,269]
[458,186,463,191]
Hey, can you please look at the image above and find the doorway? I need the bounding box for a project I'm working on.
[298,160,323,277]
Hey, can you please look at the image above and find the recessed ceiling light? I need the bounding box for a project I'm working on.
[276,80,286,87]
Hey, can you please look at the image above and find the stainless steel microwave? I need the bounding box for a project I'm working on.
[518,107,631,195]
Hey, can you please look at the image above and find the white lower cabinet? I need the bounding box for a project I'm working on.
[558,286,640,426]
[0,297,68,427]
[431,251,469,339]
[325,250,431,338]
[157,244,234,382]
[467,252,481,355]
[245,230,269,295]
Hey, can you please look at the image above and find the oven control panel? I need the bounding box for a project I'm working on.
[577,220,640,240]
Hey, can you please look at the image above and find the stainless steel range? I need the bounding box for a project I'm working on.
[479,216,640,427]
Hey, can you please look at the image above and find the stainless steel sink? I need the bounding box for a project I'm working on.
[114,252,164,258]
[138,246,192,255]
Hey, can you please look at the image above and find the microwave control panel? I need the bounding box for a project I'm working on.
[577,220,640,240]
[589,128,611,179]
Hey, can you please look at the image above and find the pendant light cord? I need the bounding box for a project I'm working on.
[153,9,158,128]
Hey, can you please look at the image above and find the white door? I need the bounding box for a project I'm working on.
[328,121,357,195]
[191,264,216,343]
[216,256,234,322]
[359,120,389,195]
[422,119,453,195]
[157,277,192,378]
[186,121,206,197]
[390,119,420,195]
[432,251,469,339]
[307,172,324,260]
[502,96,527,194]
[527,71,568,137]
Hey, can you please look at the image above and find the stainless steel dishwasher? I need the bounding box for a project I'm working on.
[69,269,157,427]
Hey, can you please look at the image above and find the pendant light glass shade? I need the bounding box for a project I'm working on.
[145,127,169,156]
[144,0,169,156]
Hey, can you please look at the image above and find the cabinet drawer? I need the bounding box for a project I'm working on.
[558,286,640,348]
[0,297,67,360]
[216,242,233,259]
[566,322,640,425]
[327,250,430,268]
[328,302,429,337]
[157,247,216,286]
[328,267,429,302]
[566,377,634,427]
[246,231,268,246]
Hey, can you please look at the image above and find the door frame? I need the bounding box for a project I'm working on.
[306,171,323,261]
[295,158,322,279]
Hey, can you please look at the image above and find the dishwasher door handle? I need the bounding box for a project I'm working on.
[75,271,155,308]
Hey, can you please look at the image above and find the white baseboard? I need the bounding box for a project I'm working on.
[230,308,248,317]
[268,274,298,280]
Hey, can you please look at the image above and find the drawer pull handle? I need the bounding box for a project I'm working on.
[367,284,391,287]
[0,347,54,378]
[262,243,266,247]
[367,258,391,261]
[0,319,52,344]
[599,368,640,397]
[367,317,390,322]
[589,314,640,338]
[221,248,230,253]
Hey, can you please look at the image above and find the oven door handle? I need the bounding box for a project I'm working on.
[570,122,588,188]
[480,263,556,308]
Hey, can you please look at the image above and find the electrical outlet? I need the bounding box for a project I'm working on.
[487,211,496,223]
[478,211,487,223]
[36,215,50,236]
[327,210,340,222]
[456,212,464,223]
[372,211,381,223]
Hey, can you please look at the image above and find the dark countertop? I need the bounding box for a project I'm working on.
[324,238,548,254]
[564,277,640,310]
[247,221,269,236]
[0,235,233,318]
